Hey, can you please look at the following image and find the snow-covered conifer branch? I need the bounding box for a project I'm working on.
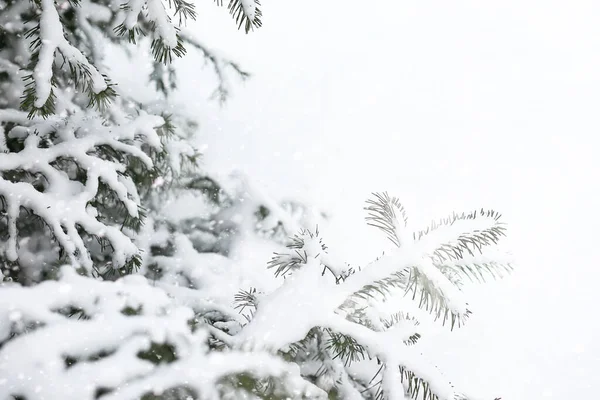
[435,250,515,284]
[167,0,198,23]
[214,0,262,33]
[405,260,471,330]
[359,193,470,327]
[344,267,409,304]
[115,0,188,64]
[230,194,512,399]
[395,365,467,400]
[116,0,261,67]
[233,286,259,319]
[325,328,368,366]
[0,110,166,274]
[234,251,463,398]
[146,233,249,323]
[382,312,421,346]
[268,228,330,277]
[356,199,511,329]
[323,314,465,400]
[413,209,506,264]
[21,0,115,118]
[0,266,323,400]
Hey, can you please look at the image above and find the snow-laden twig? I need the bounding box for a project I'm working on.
[215,0,263,33]
[146,0,178,47]
[433,249,515,283]
[34,0,108,107]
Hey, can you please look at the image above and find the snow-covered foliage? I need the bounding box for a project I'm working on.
[229,193,512,400]
[0,266,323,400]
[0,0,261,281]
[0,191,510,399]
[1,1,511,399]
[0,1,333,398]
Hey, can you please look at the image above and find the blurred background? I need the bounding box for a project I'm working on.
[111,1,600,398]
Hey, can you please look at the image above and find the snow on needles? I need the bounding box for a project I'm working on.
[35,0,107,107]
[123,0,178,48]
[0,110,164,270]
[228,194,512,399]
[0,267,323,400]
[241,0,257,20]
[0,0,515,396]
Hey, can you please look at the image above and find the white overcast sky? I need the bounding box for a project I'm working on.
[116,1,600,398]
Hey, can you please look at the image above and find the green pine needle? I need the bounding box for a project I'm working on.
[214,0,263,33]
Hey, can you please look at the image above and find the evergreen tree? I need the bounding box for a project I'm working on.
[0,2,510,399]
[0,0,265,282]
[0,0,317,398]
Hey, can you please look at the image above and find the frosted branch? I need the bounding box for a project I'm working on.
[0,111,165,271]
[0,267,322,400]
[33,0,108,107]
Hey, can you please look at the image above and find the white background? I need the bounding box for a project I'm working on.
[118,1,600,398]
